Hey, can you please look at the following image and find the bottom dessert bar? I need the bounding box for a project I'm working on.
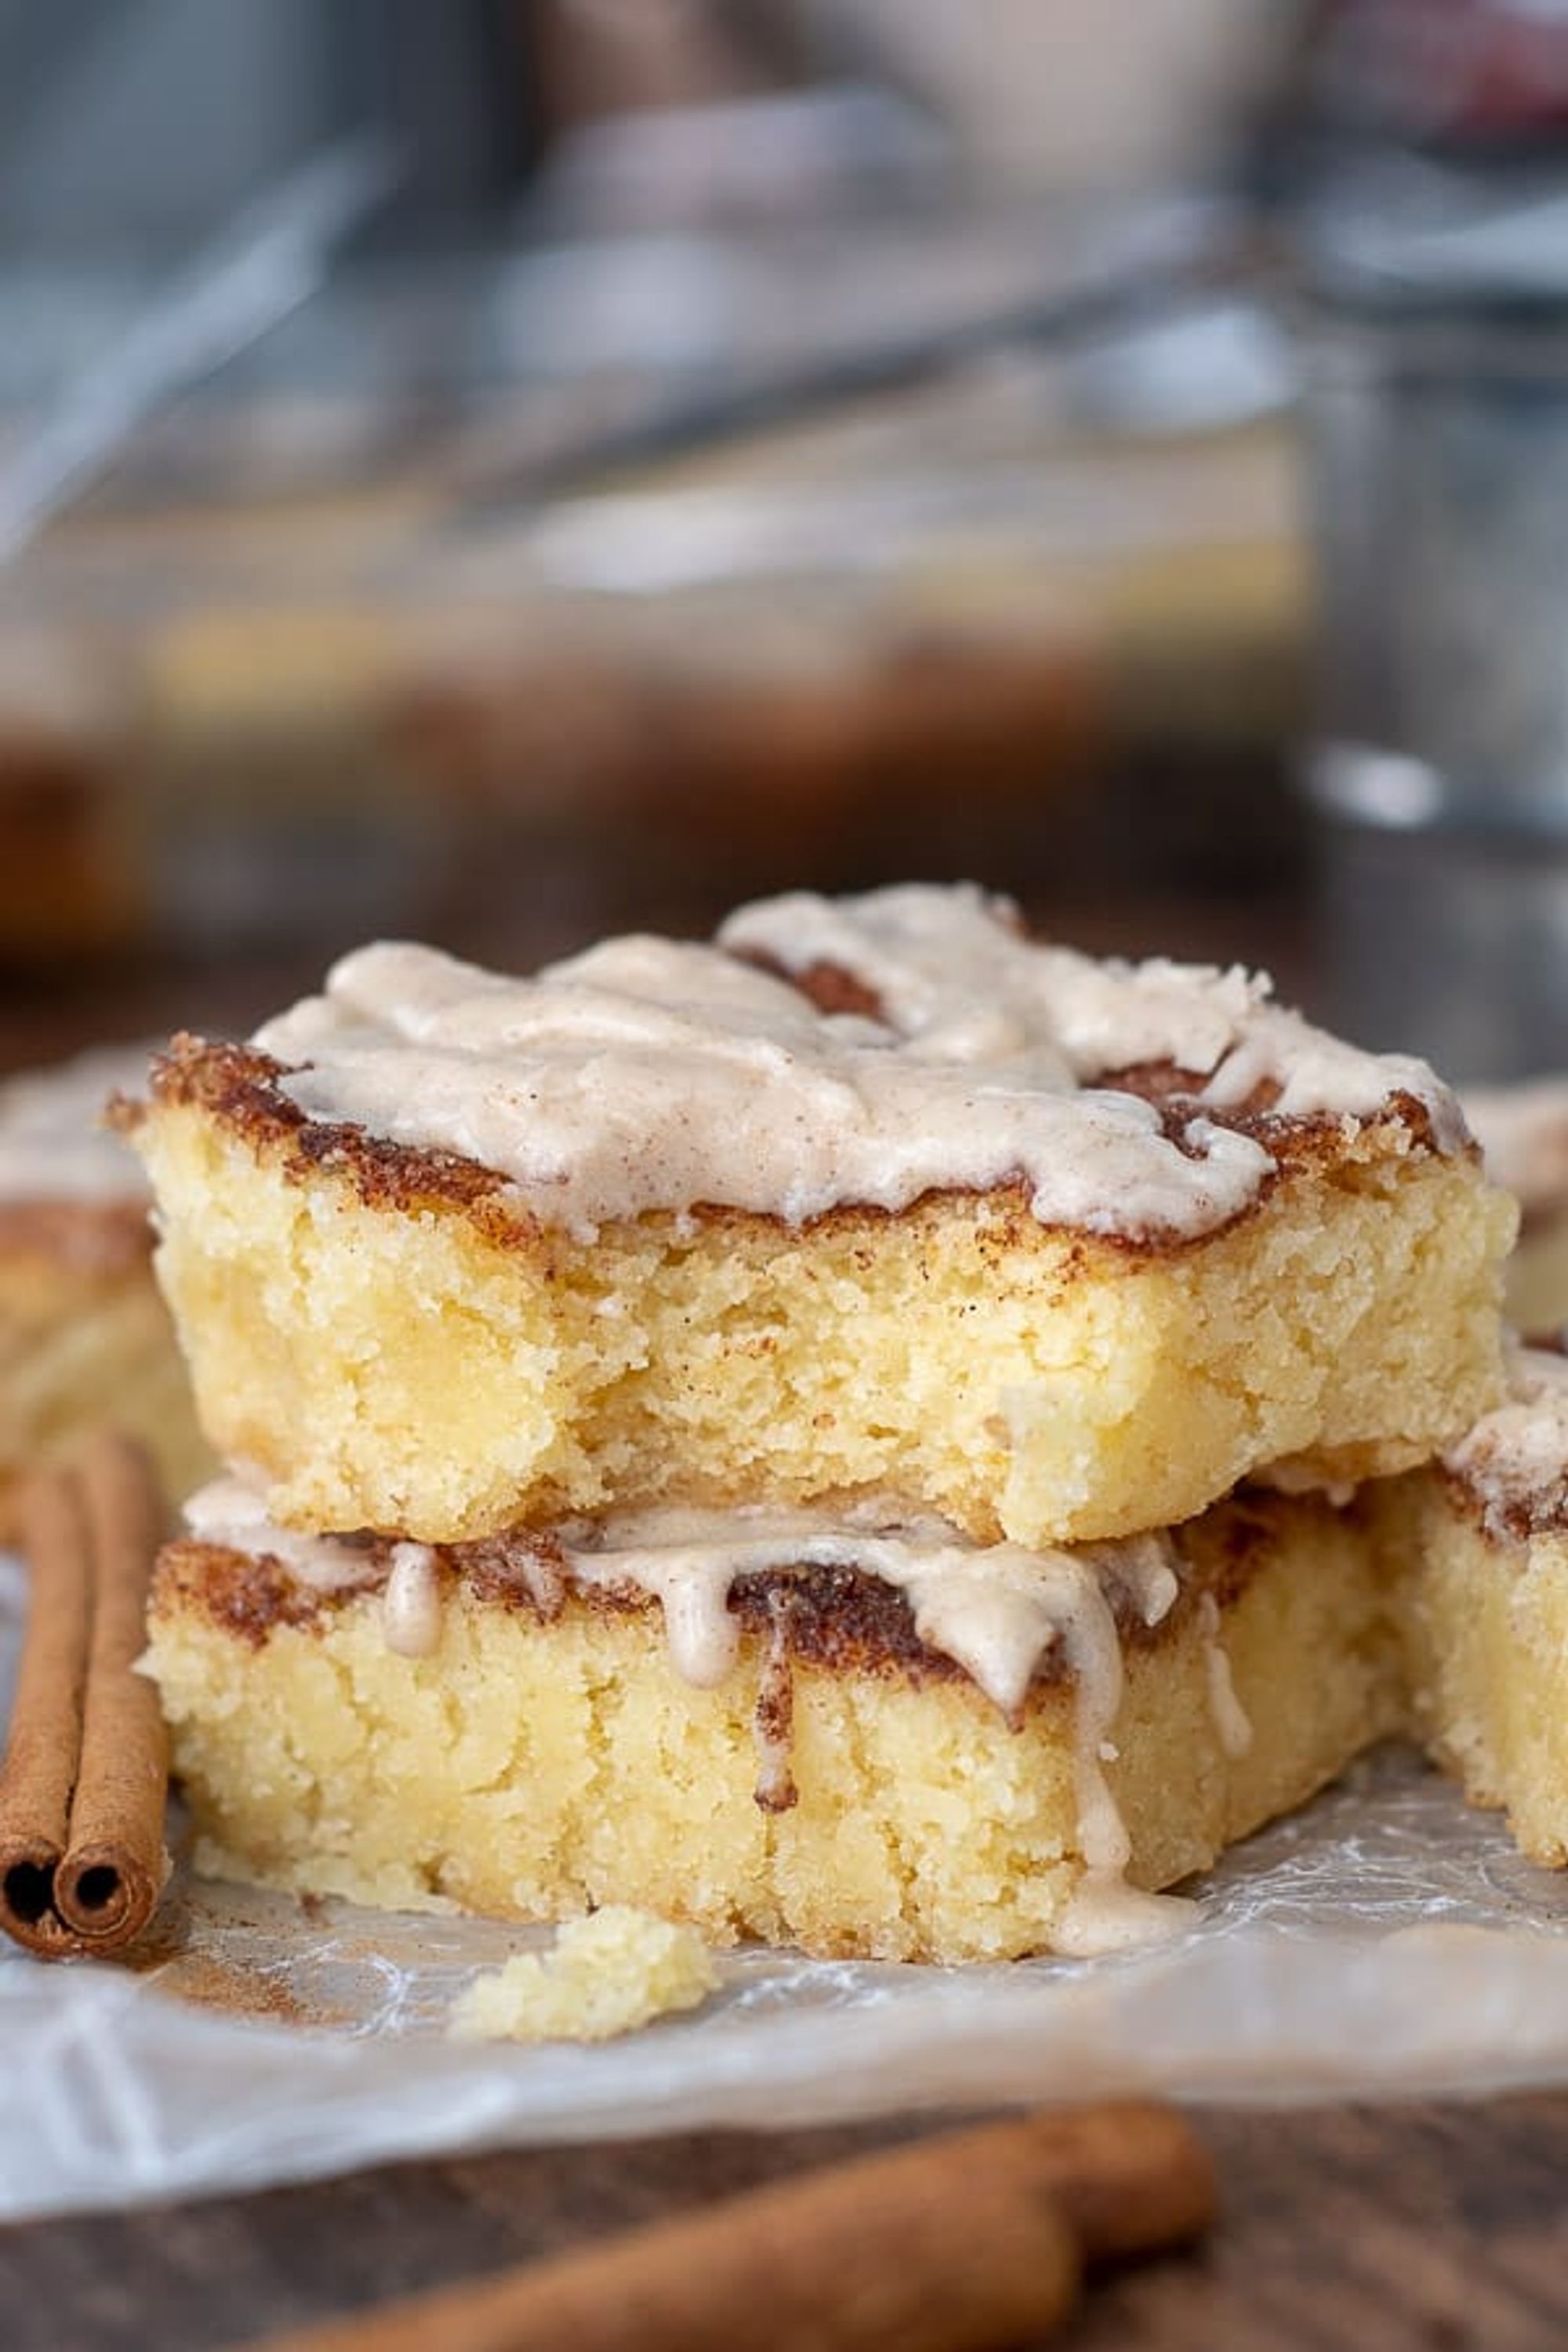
[146,1486,1403,1964]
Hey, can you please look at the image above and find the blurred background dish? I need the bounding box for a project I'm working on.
[1297,151,1568,1079]
[0,0,1562,1096]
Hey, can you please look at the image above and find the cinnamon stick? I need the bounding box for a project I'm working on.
[0,1433,169,1959]
[55,1432,170,1947]
[238,2102,1214,2352]
[0,1467,94,1958]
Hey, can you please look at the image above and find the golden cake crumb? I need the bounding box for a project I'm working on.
[447,1907,719,2044]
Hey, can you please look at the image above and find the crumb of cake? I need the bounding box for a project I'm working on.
[447,1908,718,2044]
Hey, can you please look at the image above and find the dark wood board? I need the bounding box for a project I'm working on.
[5,2095,1568,2351]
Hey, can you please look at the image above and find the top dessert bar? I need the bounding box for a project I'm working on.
[127,884,1515,1547]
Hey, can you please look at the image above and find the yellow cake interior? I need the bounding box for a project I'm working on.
[1396,1475,1568,1867]
[136,1097,1512,1551]
[147,1490,1404,1964]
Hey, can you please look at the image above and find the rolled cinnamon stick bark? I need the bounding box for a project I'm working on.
[239,2103,1214,2352]
[55,1431,169,1947]
[0,1432,169,1959]
[0,1466,94,1959]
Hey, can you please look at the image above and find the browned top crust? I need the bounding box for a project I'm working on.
[151,1486,1348,1700]
[130,1027,1454,1265]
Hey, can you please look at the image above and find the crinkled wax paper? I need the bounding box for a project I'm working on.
[7,1547,1568,2222]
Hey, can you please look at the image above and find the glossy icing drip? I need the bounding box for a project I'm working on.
[554,1502,1180,1724]
[179,1482,1206,1954]
[382,1543,442,1657]
[1198,1592,1254,1761]
[183,1476,380,1594]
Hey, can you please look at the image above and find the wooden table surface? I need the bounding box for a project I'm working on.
[3,882,1563,2350]
[5,2094,1568,2350]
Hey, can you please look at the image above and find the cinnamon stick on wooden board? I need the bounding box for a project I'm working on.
[238,2102,1216,2352]
[0,1432,169,1959]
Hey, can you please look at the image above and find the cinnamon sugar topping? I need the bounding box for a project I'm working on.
[249,885,1465,1243]
[172,1481,1209,1954]
[1441,1345,1568,1540]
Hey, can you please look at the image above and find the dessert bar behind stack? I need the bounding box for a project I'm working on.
[129,885,1515,1960]
[0,1046,211,1531]
[1467,1081,1568,1334]
[1398,1345,1568,1862]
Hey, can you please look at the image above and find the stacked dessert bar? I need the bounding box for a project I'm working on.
[126,886,1517,1959]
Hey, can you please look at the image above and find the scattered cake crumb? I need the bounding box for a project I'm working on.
[447,1907,719,2045]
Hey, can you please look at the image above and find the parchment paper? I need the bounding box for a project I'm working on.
[7,1547,1568,2223]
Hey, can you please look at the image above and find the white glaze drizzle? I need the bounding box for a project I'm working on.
[251,885,1464,1244]
[752,1592,798,1814]
[553,1502,1181,1723]
[1197,1592,1254,1761]
[382,1542,442,1657]
[178,1481,1203,1951]
[183,1475,381,1594]
[1045,1554,1198,1960]
[1054,1878,1198,1957]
